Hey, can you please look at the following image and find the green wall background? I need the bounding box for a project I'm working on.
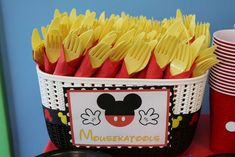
[0,64,11,157]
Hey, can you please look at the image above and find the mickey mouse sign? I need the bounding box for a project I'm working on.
[66,86,171,147]
[97,93,142,127]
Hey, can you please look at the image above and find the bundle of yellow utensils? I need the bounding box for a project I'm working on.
[31,8,218,78]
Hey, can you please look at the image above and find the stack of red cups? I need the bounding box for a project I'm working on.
[209,29,235,153]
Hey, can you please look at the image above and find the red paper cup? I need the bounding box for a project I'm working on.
[215,45,235,54]
[216,59,235,67]
[210,71,235,85]
[216,56,235,65]
[213,64,235,72]
[209,87,235,153]
[210,82,235,96]
[209,78,235,96]
[210,70,235,84]
[213,65,235,74]
[209,75,235,89]
[216,63,235,70]
[213,38,235,51]
[215,50,235,60]
[213,29,235,46]
[211,68,235,78]
[214,45,235,56]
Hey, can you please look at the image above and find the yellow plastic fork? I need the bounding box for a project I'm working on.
[64,29,94,62]
[115,29,135,45]
[70,15,85,33]
[134,40,156,73]
[191,35,206,61]
[146,30,157,41]
[124,40,152,75]
[113,17,124,32]
[54,9,61,18]
[32,28,44,65]
[108,30,135,61]
[41,25,49,40]
[195,23,210,49]
[185,44,194,71]
[163,19,189,40]
[32,28,43,51]
[98,11,106,25]
[184,14,196,38]
[72,26,88,37]
[78,29,94,54]
[89,43,112,68]
[45,30,63,63]
[154,35,179,68]
[81,10,96,28]
[124,40,143,74]
[99,18,116,40]
[69,8,77,24]
[195,46,216,64]
[109,41,130,61]
[193,57,219,77]
[48,17,60,32]
[176,9,195,40]
[99,31,117,45]
[63,33,80,62]
[176,9,183,20]
[93,26,102,42]
[60,16,71,40]
[161,18,175,30]
[170,43,190,75]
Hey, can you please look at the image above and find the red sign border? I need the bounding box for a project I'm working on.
[67,89,170,148]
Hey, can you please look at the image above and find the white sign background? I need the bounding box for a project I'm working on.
[68,89,170,147]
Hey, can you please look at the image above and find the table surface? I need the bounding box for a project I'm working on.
[43,115,216,157]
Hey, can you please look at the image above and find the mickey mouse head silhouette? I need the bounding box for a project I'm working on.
[97,93,142,127]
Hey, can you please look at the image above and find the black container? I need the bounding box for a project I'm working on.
[37,67,208,156]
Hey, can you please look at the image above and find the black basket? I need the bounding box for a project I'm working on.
[43,105,201,155]
[37,67,207,155]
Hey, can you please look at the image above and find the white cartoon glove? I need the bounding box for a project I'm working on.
[139,108,159,126]
[81,108,101,126]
